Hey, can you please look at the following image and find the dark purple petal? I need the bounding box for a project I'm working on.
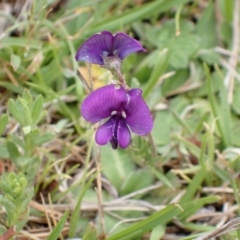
[75,31,114,65]
[81,84,127,123]
[113,32,146,59]
[95,118,114,145]
[125,88,153,135]
[110,138,118,149]
[117,118,131,148]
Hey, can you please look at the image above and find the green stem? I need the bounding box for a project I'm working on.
[175,5,183,36]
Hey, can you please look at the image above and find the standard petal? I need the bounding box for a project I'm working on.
[117,118,131,148]
[95,118,114,145]
[75,31,114,64]
[125,89,153,135]
[81,84,127,123]
[113,32,146,59]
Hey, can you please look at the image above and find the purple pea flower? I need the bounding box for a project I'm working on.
[81,84,153,149]
[75,31,146,66]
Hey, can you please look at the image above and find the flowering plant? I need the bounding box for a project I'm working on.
[76,31,153,149]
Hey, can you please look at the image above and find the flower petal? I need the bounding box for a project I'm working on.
[113,32,146,59]
[125,89,153,135]
[117,118,131,148]
[75,31,114,65]
[110,138,118,149]
[81,84,127,123]
[95,117,114,145]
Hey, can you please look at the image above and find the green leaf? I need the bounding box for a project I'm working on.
[9,134,25,149]
[121,169,153,195]
[107,204,182,240]
[6,141,21,161]
[175,135,205,160]
[0,114,8,136]
[0,195,15,217]
[1,37,42,49]
[101,146,135,192]
[198,50,220,65]
[0,144,9,158]
[168,34,200,69]
[69,138,95,238]
[69,172,97,238]
[22,89,33,105]
[233,82,240,115]
[152,110,179,145]
[219,0,234,22]
[204,63,230,147]
[150,225,165,240]
[179,196,220,220]
[31,95,44,125]
[150,167,174,190]
[180,168,207,204]
[181,222,215,235]
[0,82,23,94]
[33,132,55,146]
[195,2,218,48]
[85,0,192,36]
[146,19,194,48]
[82,223,97,240]
[47,211,68,240]
[10,53,21,71]
[143,49,169,98]
[215,65,232,146]
[7,99,25,125]
[19,98,32,126]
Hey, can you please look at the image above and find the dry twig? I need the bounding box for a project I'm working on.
[195,217,240,240]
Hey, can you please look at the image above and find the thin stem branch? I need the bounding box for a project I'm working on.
[76,69,92,93]
[195,217,240,240]
[175,5,182,36]
[220,58,240,82]
[215,46,240,61]
[0,226,15,240]
[87,63,93,91]
[95,145,105,237]
[115,70,129,90]
[148,132,157,157]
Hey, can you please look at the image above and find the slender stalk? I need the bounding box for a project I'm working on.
[95,145,105,238]
[175,5,182,36]
[115,70,129,91]
[76,69,92,93]
[0,226,15,240]
[87,63,93,91]
[148,133,157,157]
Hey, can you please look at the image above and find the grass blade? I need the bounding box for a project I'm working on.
[107,204,183,240]
[47,211,68,240]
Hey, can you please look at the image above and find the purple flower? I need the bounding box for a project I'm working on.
[75,31,146,65]
[81,84,153,149]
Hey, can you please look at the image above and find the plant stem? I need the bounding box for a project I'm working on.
[0,226,15,240]
[96,143,105,238]
[148,133,157,157]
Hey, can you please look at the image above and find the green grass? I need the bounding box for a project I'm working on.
[0,0,240,239]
